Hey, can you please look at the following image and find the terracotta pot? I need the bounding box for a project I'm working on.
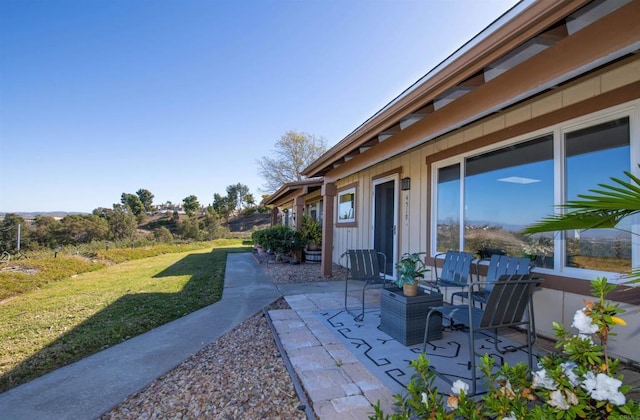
[403,283,418,297]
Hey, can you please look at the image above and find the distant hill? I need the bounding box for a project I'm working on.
[0,211,89,220]
[226,212,270,233]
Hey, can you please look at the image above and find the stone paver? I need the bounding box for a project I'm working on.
[268,289,396,418]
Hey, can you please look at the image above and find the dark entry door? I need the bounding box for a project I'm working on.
[373,178,397,277]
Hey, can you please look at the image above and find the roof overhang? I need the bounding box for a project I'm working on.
[302,0,639,179]
[263,179,323,207]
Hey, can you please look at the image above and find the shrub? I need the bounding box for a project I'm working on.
[153,226,174,244]
[250,225,304,255]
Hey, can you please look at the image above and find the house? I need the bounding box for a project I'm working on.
[263,179,323,230]
[295,0,640,363]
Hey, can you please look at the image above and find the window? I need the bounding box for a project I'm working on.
[337,187,356,224]
[305,201,323,225]
[436,164,460,252]
[432,104,637,280]
[564,117,631,273]
[464,135,554,267]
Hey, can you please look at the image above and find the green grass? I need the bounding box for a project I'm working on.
[0,240,244,301]
[0,239,249,393]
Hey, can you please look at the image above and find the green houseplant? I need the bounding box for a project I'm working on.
[395,252,429,297]
[299,215,322,250]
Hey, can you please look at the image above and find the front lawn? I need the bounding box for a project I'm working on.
[0,240,248,393]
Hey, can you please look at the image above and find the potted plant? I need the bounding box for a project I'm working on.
[395,252,429,297]
[300,215,322,262]
[299,215,322,250]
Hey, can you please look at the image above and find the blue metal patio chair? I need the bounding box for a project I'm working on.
[422,274,542,395]
[342,249,391,321]
[432,251,475,304]
[454,255,533,306]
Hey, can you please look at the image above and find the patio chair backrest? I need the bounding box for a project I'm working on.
[346,249,384,281]
[478,274,539,329]
[484,255,532,292]
[438,251,474,286]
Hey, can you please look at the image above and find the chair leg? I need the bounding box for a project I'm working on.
[422,309,437,353]
[356,283,367,322]
[344,277,349,312]
[468,327,478,396]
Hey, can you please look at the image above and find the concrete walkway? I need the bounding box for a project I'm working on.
[0,253,282,420]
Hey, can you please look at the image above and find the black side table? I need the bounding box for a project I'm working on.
[380,287,443,346]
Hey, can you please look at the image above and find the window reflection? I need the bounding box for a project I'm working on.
[338,190,355,223]
[565,117,631,273]
[464,136,554,265]
[436,164,460,252]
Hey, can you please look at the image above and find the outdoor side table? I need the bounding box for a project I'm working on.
[380,287,443,346]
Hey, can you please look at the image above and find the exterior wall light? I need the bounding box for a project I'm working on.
[401,177,411,191]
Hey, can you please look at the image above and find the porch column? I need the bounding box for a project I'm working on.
[294,196,304,230]
[270,206,279,226]
[321,182,336,277]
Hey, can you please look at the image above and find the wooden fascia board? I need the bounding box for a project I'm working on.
[322,2,640,182]
[303,0,591,178]
[263,181,323,205]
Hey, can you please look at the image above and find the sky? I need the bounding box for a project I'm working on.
[0,0,519,213]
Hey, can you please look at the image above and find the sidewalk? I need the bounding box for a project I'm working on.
[0,253,282,420]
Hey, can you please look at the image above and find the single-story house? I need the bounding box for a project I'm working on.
[291,0,639,363]
[263,179,323,230]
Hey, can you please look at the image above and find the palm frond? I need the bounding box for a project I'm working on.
[522,167,640,235]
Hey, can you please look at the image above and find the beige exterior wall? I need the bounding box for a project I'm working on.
[329,56,640,362]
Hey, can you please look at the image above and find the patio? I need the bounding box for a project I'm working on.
[268,281,560,419]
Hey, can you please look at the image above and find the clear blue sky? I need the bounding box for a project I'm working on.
[0,0,518,213]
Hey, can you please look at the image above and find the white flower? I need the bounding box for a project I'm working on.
[532,368,558,390]
[421,392,428,408]
[451,379,469,396]
[502,412,517,420]
[548,389,570,410]
[582,372,626,406]
[560,361,580,386]
[572,308,598,334]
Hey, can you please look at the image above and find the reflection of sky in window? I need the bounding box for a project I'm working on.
[437,180,460,223]
[437,165,460,225]
[465,160,553,228]
[565,117,630,238]
[566,145,630,236]
[566,146,629,200]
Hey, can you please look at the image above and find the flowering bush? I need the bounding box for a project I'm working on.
[372,277,639,419]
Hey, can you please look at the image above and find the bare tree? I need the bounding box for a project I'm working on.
[257,131,327,193]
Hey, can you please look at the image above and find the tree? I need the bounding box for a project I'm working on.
[245,193,255,208]
[212,193,231,219]
[32,216,60,248]
[0,213,28,252]
[58,214,109,245]
[182,195,200,217]
[108,204,138,240]
[257,130,327,193]
[136,188,154,212]
[202,212,228,240]
[226,183,250,213]
[177,217,201,240]
[121,193,145,217]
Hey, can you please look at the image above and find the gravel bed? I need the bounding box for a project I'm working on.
[260,259,348,284]
[102,261,343,419]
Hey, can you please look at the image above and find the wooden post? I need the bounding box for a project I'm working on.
[321,182,336,277]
